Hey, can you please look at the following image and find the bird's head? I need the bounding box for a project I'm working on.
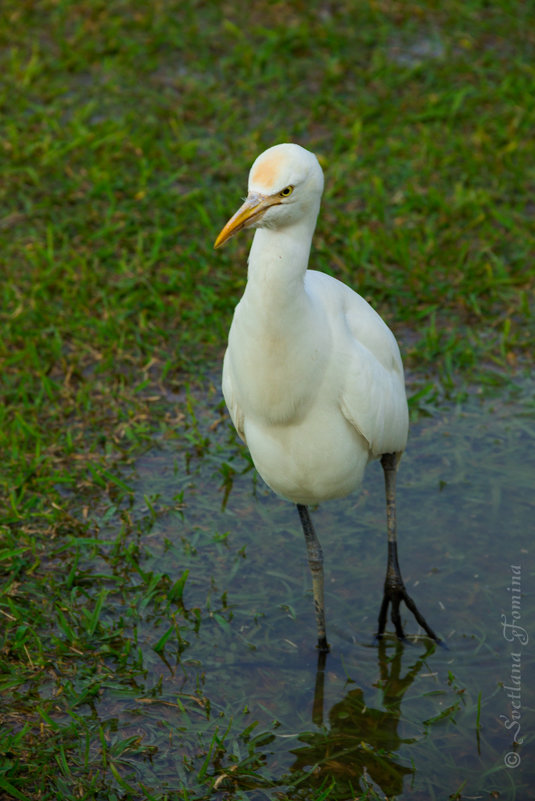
[214,143,324,248]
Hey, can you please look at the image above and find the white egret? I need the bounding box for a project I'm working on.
[215,143,439,652]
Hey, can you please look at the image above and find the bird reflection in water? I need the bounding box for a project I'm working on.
[292,640,436,799]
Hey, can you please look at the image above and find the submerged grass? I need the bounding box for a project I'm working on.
[1,1,534,799]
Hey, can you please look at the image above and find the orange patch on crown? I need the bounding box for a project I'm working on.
[250,154,286,191]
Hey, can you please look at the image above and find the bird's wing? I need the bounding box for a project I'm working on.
[339,339,409,457]
[222,348,247,444]
[307,271,409,457]
[340,291,409,456]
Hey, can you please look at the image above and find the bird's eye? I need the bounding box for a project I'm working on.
[279,186,294,197]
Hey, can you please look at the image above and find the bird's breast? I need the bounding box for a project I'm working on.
[225,295,329,426]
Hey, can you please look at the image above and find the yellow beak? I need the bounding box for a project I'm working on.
[214,192,279,249]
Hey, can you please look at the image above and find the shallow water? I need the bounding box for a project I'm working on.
[96,376,535,799]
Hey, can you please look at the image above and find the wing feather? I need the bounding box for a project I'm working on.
[222,349,247,443]
[306,270,409,457]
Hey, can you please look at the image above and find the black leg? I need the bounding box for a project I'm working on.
[297,504,329,652]
[376,453,441,643]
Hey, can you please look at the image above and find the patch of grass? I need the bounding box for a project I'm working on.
[1,1,534,799]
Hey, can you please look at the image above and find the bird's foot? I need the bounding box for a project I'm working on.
[376,576,441,645]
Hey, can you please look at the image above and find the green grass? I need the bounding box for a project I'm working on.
[1,0,534,798]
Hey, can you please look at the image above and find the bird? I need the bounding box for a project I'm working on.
[214,142,440,652]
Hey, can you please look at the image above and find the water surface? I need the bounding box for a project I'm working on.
[97,376,535,799]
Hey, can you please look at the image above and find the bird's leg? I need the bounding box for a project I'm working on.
[297,504,330,652]
[377,453,441,643]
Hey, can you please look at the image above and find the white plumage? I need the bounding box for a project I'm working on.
[215,143,439,651]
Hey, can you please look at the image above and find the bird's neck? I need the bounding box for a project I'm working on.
[229,213,326,426]
[245,217,316,310]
